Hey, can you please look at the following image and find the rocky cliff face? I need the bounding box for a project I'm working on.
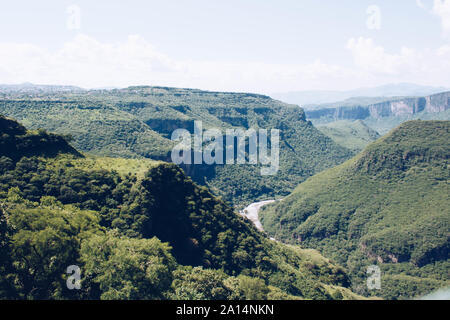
[306,91,450,121]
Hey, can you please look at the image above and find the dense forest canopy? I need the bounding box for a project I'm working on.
[0,115,361,300]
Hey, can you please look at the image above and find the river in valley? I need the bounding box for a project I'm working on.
[239,200,277,233]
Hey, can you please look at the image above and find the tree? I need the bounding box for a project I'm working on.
[171,266,232,300]
[80,232,176,300]
[6,204,100,299]
[0,206,14,298]
[235,275,269,300]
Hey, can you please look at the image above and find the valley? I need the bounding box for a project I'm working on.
[239,200,277,232]
[0,114,362,300]
[0,84,449,301]
[0,86,353,207]
[1,0,449,305]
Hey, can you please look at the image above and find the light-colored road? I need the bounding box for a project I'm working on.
[239,200,276,232]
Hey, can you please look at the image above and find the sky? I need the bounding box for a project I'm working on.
[0,0,450,94]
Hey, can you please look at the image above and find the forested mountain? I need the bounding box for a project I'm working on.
[260,121,450,299]
[0,86,352,207]
[0,115,362,300]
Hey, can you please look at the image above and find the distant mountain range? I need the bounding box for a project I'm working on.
[4,82,447,105]
[0,82,85,93]
[271,83,449,107]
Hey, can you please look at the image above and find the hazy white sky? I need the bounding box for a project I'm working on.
[1,0,450,93]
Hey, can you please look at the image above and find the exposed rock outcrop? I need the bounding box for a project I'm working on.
[306,91,450,121]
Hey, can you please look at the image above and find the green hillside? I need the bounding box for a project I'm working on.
[317,120,380,153]
[0,86,353,207]
[0,115,362,300]
[260,120,450,299]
